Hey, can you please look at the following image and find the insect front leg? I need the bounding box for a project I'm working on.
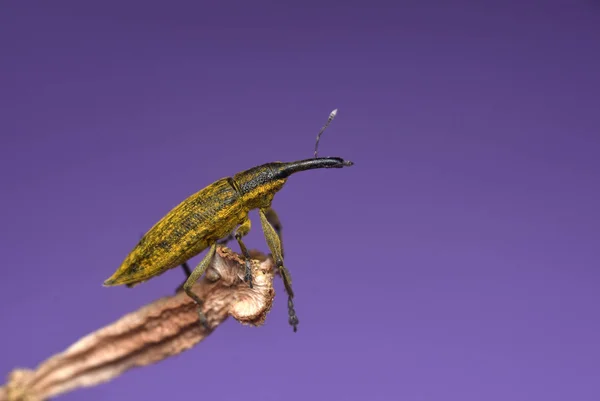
[258,208,299,332]
[183,243,217,329]
[234,218,254,288]
[263,207,284,257]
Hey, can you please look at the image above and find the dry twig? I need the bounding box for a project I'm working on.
[0,246,276,401]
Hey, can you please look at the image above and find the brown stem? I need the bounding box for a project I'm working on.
[0,246,276,401]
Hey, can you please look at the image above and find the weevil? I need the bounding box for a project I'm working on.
[103,109,353,332]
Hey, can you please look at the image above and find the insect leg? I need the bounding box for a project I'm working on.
[263,207,284,257]
[258,208,299,332]
[181,261,192,276]
[234,218,253,288]
[174,261,193,293]
[183,243,217,329]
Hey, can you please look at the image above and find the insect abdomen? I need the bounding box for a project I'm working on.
[104,178,245,286]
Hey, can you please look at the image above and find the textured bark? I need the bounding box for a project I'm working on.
[0,246,275,401]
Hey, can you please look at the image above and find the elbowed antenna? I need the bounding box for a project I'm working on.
[272,108,353,179]
[314,109,338,158]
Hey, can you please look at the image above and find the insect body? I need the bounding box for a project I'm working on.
[103,109,353,332]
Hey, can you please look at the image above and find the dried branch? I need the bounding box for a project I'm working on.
[0,246,276,401]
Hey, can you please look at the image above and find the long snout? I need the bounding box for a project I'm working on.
[276,157,354,178]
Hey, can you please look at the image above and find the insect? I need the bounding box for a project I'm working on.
[103,109,353,332]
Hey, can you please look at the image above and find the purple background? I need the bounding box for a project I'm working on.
[1,1,599,400]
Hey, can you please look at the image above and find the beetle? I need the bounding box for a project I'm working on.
[103,109,353,332]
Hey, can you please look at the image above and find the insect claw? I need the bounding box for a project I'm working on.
[287,296,299,332]
[289,315,299,332]
[197,308,209,330]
